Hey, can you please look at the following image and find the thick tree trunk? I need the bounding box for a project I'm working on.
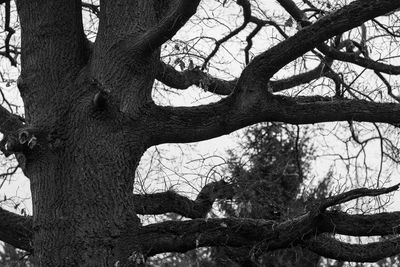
[25,103,145,265]
[15,0,160,265]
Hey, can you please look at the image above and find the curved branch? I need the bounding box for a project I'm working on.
[202,0,252,69]
[319,183,400,211]
[239,0,400,85]
[145,93,400,145]
[156,60,334,95]
[306,235,400,263]
[319,210,400,237]
[318,44,400,75]
[138,213,316,257]
[144,0,400,146]
[155,61,235,95]
[269,60,332,92]
[138,208,400,258]
[277,0,307,23]
[133,180,234,218]
[134,184,400,258]
[0,207,33,252]
[125,0,200,56]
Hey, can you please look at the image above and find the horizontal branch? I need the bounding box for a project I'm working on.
[0,207,32,252]
[145,92,400,145]
[133,181,234,218]
[156,61,332,95]
[319,183,400,211]
[135,184,400,259]
[306,235,400,263]
[138,213,316,257]
[318,44,400,75]
[138,208,400,258]
[269,61,332,92]
[319,210,400,237]
[144,0,400,146]
[155,62,235,95]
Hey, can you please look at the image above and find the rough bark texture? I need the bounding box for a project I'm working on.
[15,0,159,265]
[0,0,398,266]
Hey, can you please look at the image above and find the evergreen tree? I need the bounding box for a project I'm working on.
[214,123,330,266]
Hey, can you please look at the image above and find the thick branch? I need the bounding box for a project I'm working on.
[306,235,400,263]
[240,0,400,84]
[145,93,400,145]
[138,209,400,258]
[156,61,332,95]
[319,183,400,211]
[319,211,400,237]
[133,181,234,218]
[134,185,400,258]
[0,207,33,252]
[138,213,317,257]
[0,105,24,135]
[126,0,200,56]
[144,0,400,145]
[155,62,235,95]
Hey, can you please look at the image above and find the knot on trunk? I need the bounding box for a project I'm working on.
[2,127,41,155]
[91,78,111,111]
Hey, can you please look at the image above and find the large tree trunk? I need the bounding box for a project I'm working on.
[15,0,160,265]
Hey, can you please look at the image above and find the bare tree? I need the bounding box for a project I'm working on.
[0,0,400,266]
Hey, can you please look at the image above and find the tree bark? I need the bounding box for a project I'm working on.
[15,0,160,265]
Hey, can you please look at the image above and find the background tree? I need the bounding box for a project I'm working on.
[212,123,323,267]
[0,0,400,266]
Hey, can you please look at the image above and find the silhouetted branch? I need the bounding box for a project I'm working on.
[133,180,234,218]
[318,44,400,75]
[126,0,201,56]
[318,183,400,211]
[156,61,235,95]
[136,184,400,259]
[0,207,32,252]
[156,60,334,95]
[202,0,252,69]
[306,235,400,262]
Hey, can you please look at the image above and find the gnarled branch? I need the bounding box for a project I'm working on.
[144,0,400,146]
[306,235,400,263]
[144,93,400,145]
[124,0,201,56]
[134,184,400,259]
[133,180,234,218]
[155,61,235,95]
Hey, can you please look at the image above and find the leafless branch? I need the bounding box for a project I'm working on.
[133,180,234,218]
[124,0,201,56]
[0,207,32,252]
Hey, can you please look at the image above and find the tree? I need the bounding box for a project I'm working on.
[1,0,400,266]
[212,123,322,266]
